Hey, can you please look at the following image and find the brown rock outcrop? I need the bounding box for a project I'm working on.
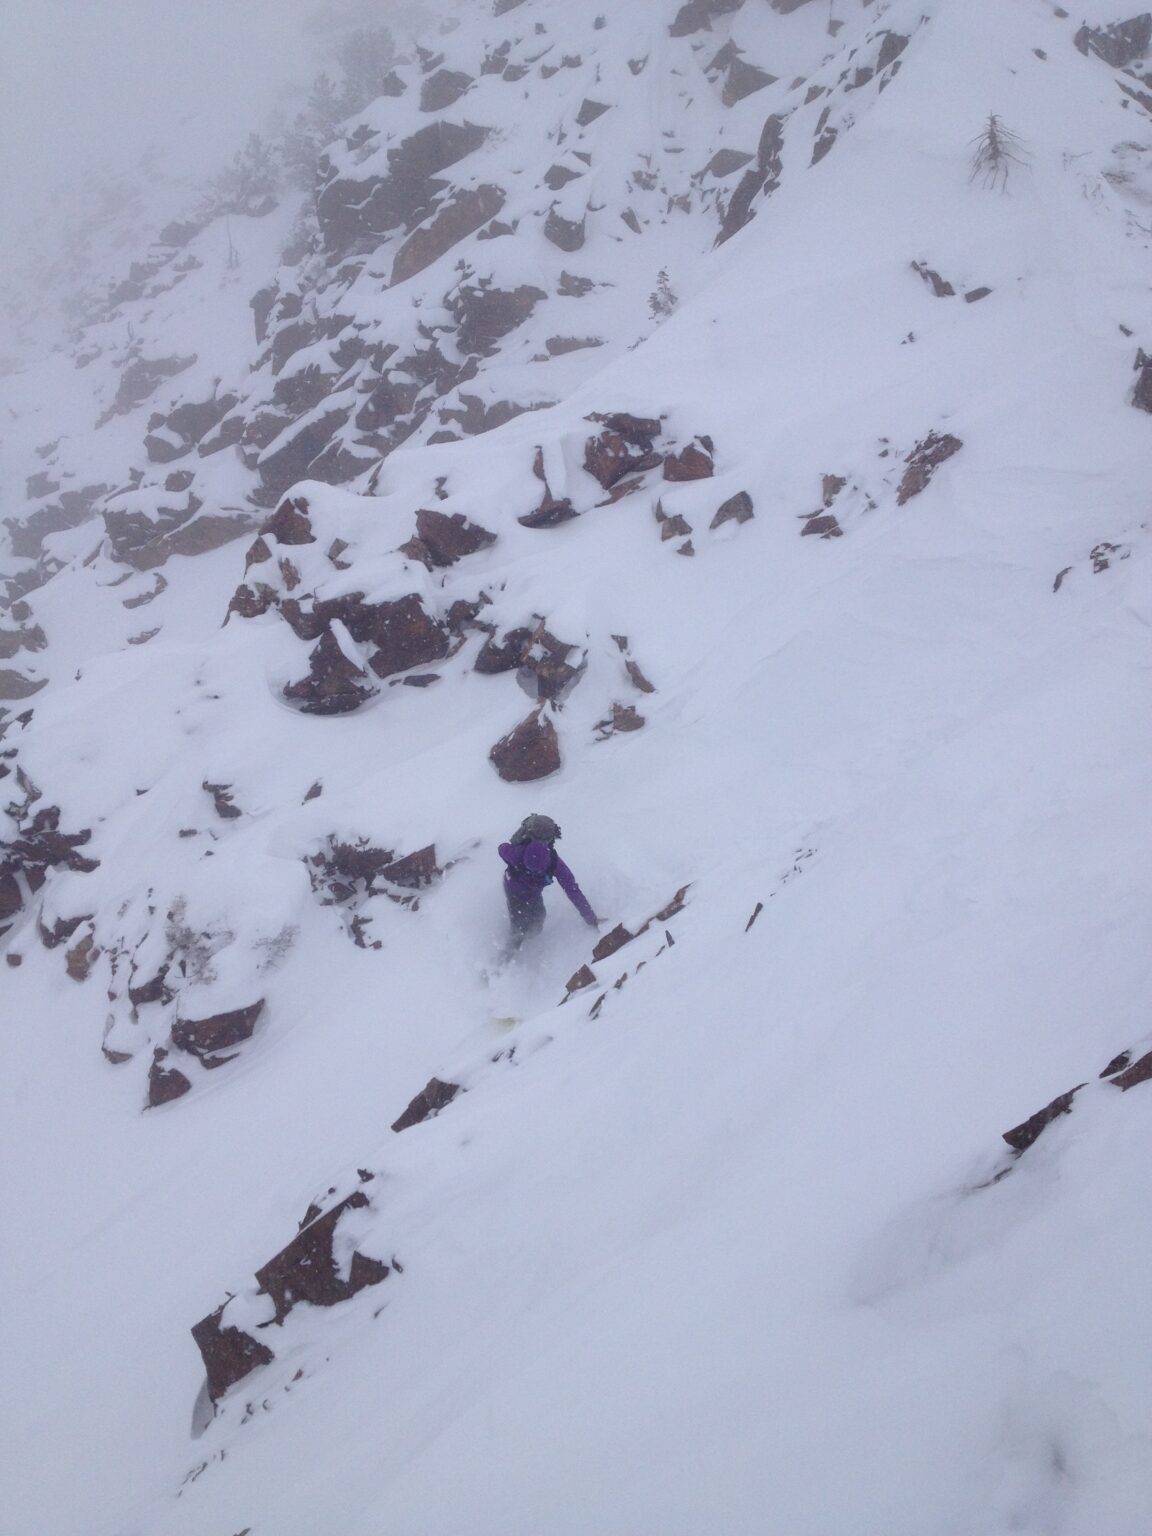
[800,513,842,539]
[255,1191,391,1325]
[283,630,378,715]
[489,708,561,781]
[407,507,497,567]
[895,432,963,505]
[172,1000,265,1063]
[451,283,548,357]
[1001,1041,1152,1160]
[717,113,785,244]
[583,414,663,489]
[191,1305,276,1404]
[391,1076,462,1132]
[663,437,714,481]
[392,184,505,286]
[147,1048,192,1108]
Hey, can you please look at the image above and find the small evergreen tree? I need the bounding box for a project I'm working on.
[206,133,282,217]
[968,114,1028,191]
[648,268,678,319]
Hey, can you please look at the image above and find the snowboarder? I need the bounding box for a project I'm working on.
[499,814,598,950]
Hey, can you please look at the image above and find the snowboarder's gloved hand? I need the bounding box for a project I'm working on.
[587,914,601,928]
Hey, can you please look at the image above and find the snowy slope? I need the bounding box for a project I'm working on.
[5,1,1152,1533]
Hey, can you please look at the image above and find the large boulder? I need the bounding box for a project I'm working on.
[489,707,562,781]
[405,507,497,567]
[171,1000,265,1063]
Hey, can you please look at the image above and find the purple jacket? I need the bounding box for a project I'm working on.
[499,840,598,925]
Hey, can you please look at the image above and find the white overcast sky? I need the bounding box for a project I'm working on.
[0,0,332,226]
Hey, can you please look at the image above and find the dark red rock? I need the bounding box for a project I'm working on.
[1106,1049,1152,1091]
[801,513,842,539]
[128,964,172,1008]
[172,1000,265,1061]
[308,838,393,904]
[474,625,534,675]
[583,423,662,490]
[283,630,377,715]
[412,508,497,566]
[65,932,99,982]
[379,845,442,889]
[594,702,645,739]
[255,1191,390,1323]
[147,1048,193,1108]
[565,964,597,994]
[592,924,635,961]
[391,1076,462,1132]
[663,440,714,481]
[1002,1086,1085,1153]
[655,886,690,921]
[506,624,584,704]
[626,658,656,693]
[489,708,561,782]
[518,497,578,529]
[191,1303,276,1403]
[895,432,963,505]
[361,594,450,679]
[38,912,89,949]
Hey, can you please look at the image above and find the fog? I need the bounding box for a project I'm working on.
[0,0,445,352]
[0,1,341,224]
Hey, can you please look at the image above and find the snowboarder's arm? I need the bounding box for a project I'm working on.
[498,842,517,867]
[554,856,598,926]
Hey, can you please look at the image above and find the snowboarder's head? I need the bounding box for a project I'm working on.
[512,813,561,845]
